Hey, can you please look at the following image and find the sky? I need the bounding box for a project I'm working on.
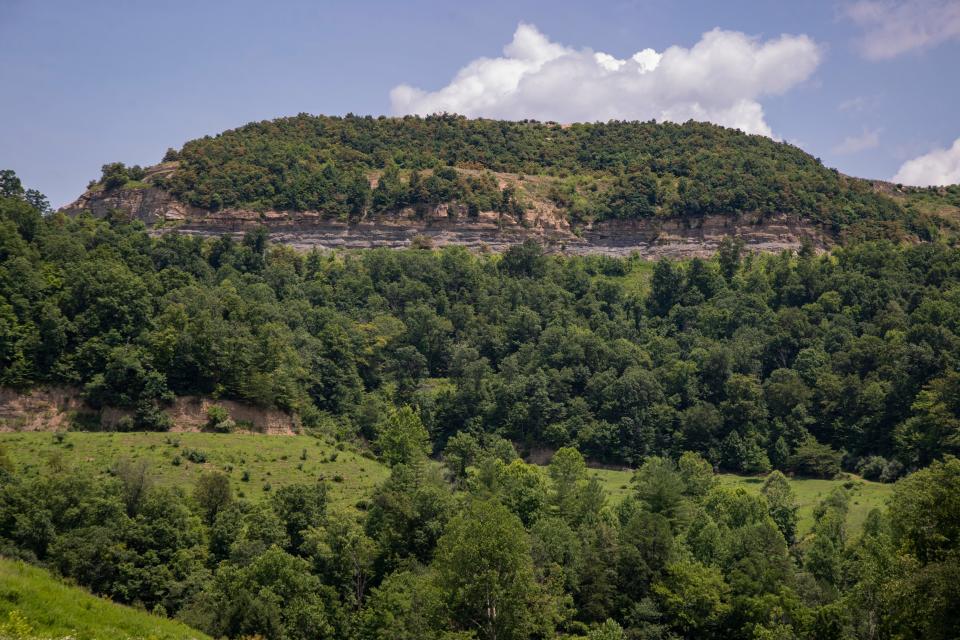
[2,0,959,207]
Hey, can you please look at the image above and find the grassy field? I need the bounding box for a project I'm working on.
[587,466,895,538]
[0,431,389,508]
[0,430,896,538]
[0,557,209,640]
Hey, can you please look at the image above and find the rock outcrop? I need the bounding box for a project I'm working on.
[0,387,298,434]
[62,185,830,258]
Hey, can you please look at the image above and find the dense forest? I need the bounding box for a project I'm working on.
[6,169,960,474]
[4,170,960,638]
[86,114,927,233]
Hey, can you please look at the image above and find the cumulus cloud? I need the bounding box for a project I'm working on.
[390,23,822,137]
[893,138,960,185]
[845,0,960,59]
[833,128,881,154]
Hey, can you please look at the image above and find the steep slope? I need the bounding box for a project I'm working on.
[62,114,935,256]
[0,558,209,640]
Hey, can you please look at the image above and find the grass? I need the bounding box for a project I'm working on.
[0,431,389,509]
[0,430,895,537]
[0,557,210,640]
[586,466,895,538]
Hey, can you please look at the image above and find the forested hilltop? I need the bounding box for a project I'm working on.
[76,114,952,240]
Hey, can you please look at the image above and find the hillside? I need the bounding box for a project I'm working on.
[5,166,960,639]
[0,431,388,509]
[62,115,946,256]
[0,558,209,640]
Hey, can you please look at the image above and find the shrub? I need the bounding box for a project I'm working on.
[183,448,207,464]
[788,440,843,478]
[206,404,235,433]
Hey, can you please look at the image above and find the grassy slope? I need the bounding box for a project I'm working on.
[0,432,388,508]
[587,467,894,538]
[0,558,209,640]
[1,430,892,536]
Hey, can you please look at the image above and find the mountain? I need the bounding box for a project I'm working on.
[63,114,955,257]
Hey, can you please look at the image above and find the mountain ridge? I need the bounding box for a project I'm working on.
[61,114,956,255]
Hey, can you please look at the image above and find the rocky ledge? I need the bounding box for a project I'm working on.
[62,186,830,258]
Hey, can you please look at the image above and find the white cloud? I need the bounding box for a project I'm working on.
[893,137,960,185]
[845,0,960,60]
[833,128,881,154]
[390,23,822,137]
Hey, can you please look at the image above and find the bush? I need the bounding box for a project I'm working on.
[206,404,235,433]
[856,455,905,483]
[788,440,843,478]
[183,448,207,464]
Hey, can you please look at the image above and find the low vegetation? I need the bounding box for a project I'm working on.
[0,557,209,640]
[588,467,894,537]
[0,432,388,508]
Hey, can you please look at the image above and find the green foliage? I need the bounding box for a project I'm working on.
[194,471,233,524]
[431,498,563,640]
[788,440,843,478]
[375,406,430,467]
[205,404,235,433]
[4,170,960,474]
[762,470,799,544]
[3,167,960,638]
[148,114,910,231]
[0,558,211,639]
[888,456,960,564]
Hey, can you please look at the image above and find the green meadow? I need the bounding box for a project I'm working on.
[0,431,389,509]
[0,557,210,640]
[1,430,894,538]
[587,466,895,538]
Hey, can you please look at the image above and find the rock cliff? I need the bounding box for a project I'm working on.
[62,183,830,258]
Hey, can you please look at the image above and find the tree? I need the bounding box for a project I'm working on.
[431,499,562,640]
[805,489,849,587]
[183,546,341,640]
[443,431,482,480]
[306,510,377,609]
[633,457,688,526]
[653,560,729,637]
[271,481,328,554]
[99,162,130,190]
[359,569,452,640]
[365,463,454,573]
[194,472,233,525]
[888,457,960,564]
[761,471,799,544]
[0,169,24,198]
[678,451,716,499]
[376,406,430,467]
[648,259,684,315]
[717,236,745,282]
[113,458,154,516]
[498,459,550,526]
[549,447,588,523]
[788,439,842,478]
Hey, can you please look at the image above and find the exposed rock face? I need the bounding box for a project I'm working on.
[0,387,298,435]
[62,186,830,258]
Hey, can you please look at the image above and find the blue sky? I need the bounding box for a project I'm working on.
[2,0,959,207]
